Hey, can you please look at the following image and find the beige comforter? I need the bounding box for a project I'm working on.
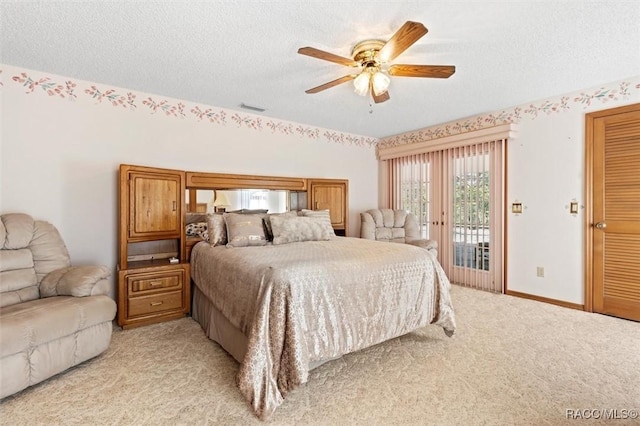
[191,237,456,419]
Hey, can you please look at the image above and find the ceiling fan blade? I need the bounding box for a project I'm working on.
[298,47,358,67]
[372,90,390,104]
[378,21,428,62]
[388,64,456,78]
[305,74,356,94]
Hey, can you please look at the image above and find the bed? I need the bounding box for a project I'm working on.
[190,221,456,419]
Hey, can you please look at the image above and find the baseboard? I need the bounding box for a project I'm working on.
[505,290,584,311]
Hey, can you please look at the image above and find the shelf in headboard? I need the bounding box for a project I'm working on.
[186,171,307,191]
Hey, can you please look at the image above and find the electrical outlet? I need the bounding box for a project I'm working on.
[536,267,544,278]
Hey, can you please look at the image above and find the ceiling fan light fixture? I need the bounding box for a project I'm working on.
[353,71,371,96]
[299,21,452,104]
[372,71,390,96]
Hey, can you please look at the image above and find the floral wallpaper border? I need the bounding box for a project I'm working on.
[2,68,378,148]
[378,78,640,149]
[3,67,639,151]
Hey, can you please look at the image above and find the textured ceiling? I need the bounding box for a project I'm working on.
[2,1,639,138]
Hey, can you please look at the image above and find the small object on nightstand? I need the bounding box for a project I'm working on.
[169,257,179,264]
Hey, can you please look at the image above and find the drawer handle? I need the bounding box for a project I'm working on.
[150,301,164,306]
[149,281,164,287]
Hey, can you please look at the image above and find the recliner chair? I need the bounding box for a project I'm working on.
[360,209,437,255]
[0,213,116,399]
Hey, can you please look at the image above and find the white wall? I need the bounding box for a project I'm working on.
[1,65,379,297]
[381,76,640,305]
[507,111,586,303]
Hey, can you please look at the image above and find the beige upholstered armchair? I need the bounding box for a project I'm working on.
[0,213,116,399]
[360,209,438,255]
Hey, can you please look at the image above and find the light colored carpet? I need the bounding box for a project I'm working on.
[1,285,638,425]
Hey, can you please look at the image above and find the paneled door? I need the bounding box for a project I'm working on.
[586,103,640,321]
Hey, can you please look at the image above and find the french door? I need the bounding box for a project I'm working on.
[387,140,505,292]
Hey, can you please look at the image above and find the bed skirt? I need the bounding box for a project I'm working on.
[192,284,334,370]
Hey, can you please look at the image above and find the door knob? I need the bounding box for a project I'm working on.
[595,222,607,230]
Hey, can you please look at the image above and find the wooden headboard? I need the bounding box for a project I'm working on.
[184,171,347,232]
[182,170,349,259]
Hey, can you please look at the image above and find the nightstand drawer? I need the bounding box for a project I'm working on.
[118,260,190,329]
[128,290,183,317]
[129,273,181,293]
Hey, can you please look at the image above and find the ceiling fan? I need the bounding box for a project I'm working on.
[298,21,455,104]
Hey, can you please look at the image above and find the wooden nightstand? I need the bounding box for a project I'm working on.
[117,164,190,329]
[117,260,190,329]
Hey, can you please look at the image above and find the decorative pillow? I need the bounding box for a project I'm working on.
[300,209,336,236]
[226,209,269,214]
[244,209,269,214]
[186,212,208,224]
[263,211,298,241]
[206,213,227,247]
[224,213,267,247]
[270,215,333,245]
[186,221,207,237]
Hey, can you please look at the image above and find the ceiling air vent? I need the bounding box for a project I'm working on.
[240,103,266,112]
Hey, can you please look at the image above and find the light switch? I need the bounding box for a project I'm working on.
[569,201,579,214]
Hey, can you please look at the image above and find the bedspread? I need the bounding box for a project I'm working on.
[191,237,456,419]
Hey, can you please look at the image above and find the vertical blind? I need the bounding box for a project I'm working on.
[386,139,505,293]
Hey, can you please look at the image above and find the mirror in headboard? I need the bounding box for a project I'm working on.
[183,186,307,260]
[185,170,310,215]
[185,188,297,214]
[182,171,346,260]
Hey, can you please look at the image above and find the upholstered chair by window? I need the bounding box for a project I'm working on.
[360,209,437,255]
